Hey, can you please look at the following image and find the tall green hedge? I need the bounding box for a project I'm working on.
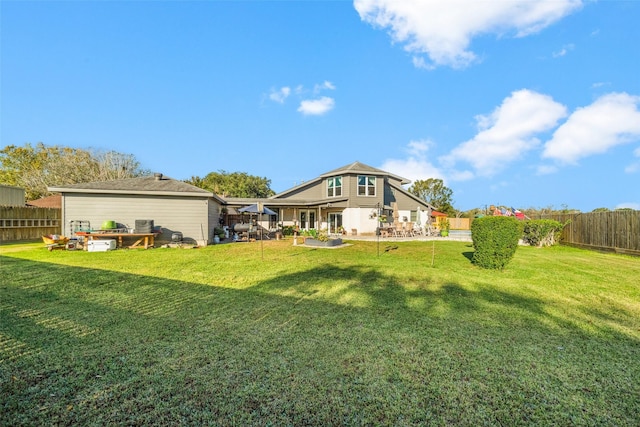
[471,216,522,270]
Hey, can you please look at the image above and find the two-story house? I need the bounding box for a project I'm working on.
[225,161,436,236]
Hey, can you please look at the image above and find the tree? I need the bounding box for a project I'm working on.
[186,170,274,198]
[0,143,148,200]
[408,178,455,216]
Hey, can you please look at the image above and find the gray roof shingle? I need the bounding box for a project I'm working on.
[49,174,213,197]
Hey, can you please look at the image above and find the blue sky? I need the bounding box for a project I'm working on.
[2,0,639,212]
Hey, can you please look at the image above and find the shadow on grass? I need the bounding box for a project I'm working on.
[1,254,639,426]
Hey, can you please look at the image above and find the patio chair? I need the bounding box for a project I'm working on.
[405,222,415,237]
[393,222,406,237]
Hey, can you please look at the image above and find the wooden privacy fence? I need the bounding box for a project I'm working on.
[448,218,470,230]
[540,211,640,256]
[0,206,61,242]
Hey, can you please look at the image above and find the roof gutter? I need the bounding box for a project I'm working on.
[48,187,214,198]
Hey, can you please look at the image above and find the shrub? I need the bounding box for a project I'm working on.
[282,226,296,236]
[471,216,522,270]
[521,219,565,247]
[302,228,329,242]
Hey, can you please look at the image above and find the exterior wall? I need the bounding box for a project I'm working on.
[277,181,324,200]
[341,207,379,235]
[61,193,219,246]
[342,174,384,209]
[0,185,26,206]
[209,200,221,238]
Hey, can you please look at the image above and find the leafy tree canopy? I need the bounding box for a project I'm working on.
[186,170,274,198]
[0,143,148,200]
[408,178,455,216]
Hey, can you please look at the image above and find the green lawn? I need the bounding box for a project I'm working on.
[1,240,639,426]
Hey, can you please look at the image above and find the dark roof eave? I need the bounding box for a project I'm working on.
[49,187,214,198]
[224,197,349,208]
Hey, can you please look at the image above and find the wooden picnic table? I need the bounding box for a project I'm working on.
[77,232,158,249]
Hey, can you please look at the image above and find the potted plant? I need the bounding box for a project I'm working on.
[440,218,450,237]
[304,228,342,247]
[213,227,225,243]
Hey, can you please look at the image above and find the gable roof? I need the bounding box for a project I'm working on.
[272,161,412,199]
[319,161,411,184]
[49,174,217,199]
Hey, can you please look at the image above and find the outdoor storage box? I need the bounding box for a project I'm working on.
[87,240,116,252]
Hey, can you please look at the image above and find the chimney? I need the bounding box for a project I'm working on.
[154,173,163,181]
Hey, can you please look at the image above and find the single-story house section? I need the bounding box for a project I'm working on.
[49,173,223,246]
[27,194,62,208]
[225,161,437,236]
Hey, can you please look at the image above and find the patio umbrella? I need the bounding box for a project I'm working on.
[392,202,399,221]
[415,206,421,227]
[238,203,276,260]
[238,204,277,215]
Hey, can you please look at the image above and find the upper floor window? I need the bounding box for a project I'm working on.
[327,176,342,197]
[358,175,376,196]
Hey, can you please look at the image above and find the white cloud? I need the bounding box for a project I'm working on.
[591,81,610,89]
[442,90,567,175]
[268,81,337,115]
[380,158,444,184]
[543,93,640,164]
[380,139,444,184]
[314,81,336,93]
[297,96,335,116]
[354,0,583,68]
[552,43,575,58]
[536,164,558,175]
[625,163,640,174]
[625,147,640,173]
[406,139,432,156]
[269,86,291,104]
[616,202,640,210]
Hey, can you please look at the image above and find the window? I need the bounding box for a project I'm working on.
[358,175,376,196]
[327,176,342,197]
